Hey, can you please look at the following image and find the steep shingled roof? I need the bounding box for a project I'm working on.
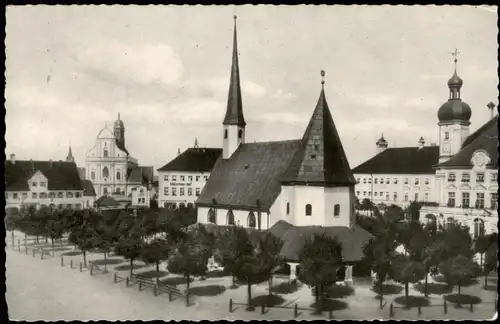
[196,140,301,211]
[438,116,498,168]
[282,88,356,187]
[352,146,440,174]
[5,160,83,191]
[80,180,96,197]
[157,148,222,173]
[127,166,154,184]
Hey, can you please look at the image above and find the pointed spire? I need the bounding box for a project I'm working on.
[118,112,121,120]
[282,70,356,186]
[223,15,246,127]
[194,138,199,148]
[66,143,74,162]
[177,148,181,155]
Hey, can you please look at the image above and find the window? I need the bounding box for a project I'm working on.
[204,176,208,181]
[172,175,177,181]
[363,191,367,196]
[374,178,378,184]
[363,178,367,184]
[448,173,456,182]
[238,129,243,139]
[32,182,37,187]
[414,193,419,201]
[404,177,408,185]
[164,175,169,181]
[103,187,108,195]
[57,192,63,198]
[461,173,470,183]
[103,149,108,157]
[13,193,18,199]
[227,210,235,225]
[305,204,312,216]
[40,182,46,187]
[473,219,485,238]
[368,178,372,184]
[380,192,383,196]
[5,192,8,199]
[41,192,48,199]
[196,176,200,181]
[180,188,185,196]
[386,193,389,201]
[195,188,200,196]
[386,178,390,184]
[461,192,470,208]
[475,193,485,209]
[394,178,398,184]
[116,171,121,180]
[424,193,429,202]
[476,172,485,183]
[424,178,429,185]
[91,171,96,180]
[224,129,228,139]
[172,188,177,196]
[374,192,378,197]
[75,204,82,210]
[208,208,216,223]
[103,167,109,179]
[491,172,498,182]
[180,176,185,181]
[414,177,419,185]
[286,202,290,215]
[66,204,72,209]
[75,192,82,198]
[67,192,74,198]
[163,187,169,196]
[32,193,38,199]
[22,192,27,199]
[380,178,384,184]
[49,192,55,199]
[248,212,256,228]
[490,193,498,209]
[187,203,193,209]
[333,204,340,217]
[188,176,193,181]
[444,132,449,140]
[447,192,456,207]
[188,188,193,196]
[356,178,360,183]
[404,193,409,202]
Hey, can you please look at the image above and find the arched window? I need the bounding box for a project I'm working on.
[238,129,243,139]
[103,167,109,179]
[40,192,47,199]
[473,219,485,238]
[103,187,108,195]
[248,211,256,228]
[305,204,312,216]
[187,203,194,209]
[224,129,228,139]
[180,203,186,209]
[446,217,454,227]
[116,171,121,180]
[115,187,120,194]
[286,202,290,215]
[103,149,109,157]
[227,210,235,225]
[334,204,340,217]
[208,208,216,224]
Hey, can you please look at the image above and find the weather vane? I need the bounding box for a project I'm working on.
[449,48,460,67]
[321,70,325,87]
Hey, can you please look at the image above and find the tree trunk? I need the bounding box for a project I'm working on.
[246,281,254,311]
[104,252,107,272]
[315,285,320,303]
[480,253,483,268]
[484,274,488,290]
[45,237,48,243]
[130,258,134,278]
[36,235,39,243]
[424,269,429,297]
[458,283,461,296]
[405,282,409,307]
[232,275,236,288]
[187,274,191,291]
[379,277,384,299]
[268,277,273,295]
[51,238,55,249]
[83,251,87,267]
[156,262,160,284]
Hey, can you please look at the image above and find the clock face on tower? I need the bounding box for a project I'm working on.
[443,143,451,153]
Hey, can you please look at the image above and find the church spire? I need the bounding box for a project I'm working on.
[222,15,246,127]
[66,143,74,162]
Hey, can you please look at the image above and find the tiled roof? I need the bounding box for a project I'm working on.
[80,180,96,197]
[95,196,120,207]
[157,148,222,173]
[5,160,84,191]
[127,166,154,183]
[282,88,356,186]
[196,140,302,211]
[352,146,440,174]
[265,221,373,262]
[438,116,498,168]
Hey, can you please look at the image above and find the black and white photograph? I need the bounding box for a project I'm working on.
[4,4,498,321]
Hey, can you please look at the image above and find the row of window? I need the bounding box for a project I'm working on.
[447,172,497,183]
[357,191,430,202]
[447,192,498,209]
[90,168,122,181]
[163,175,208,182]
[426,215,486,238]
[357,177,430,186]
[163,187,201,197]
[6,191,83,200]
[38,203,83,209]
[31,181,47,187]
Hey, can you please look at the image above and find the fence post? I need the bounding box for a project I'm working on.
[114,273,117,283]
[32,248,35,258]
[61,255,64,267]
[229,298,233,313]
[25,246,27,255]
[444,300,447,314]
[41,250,44,260]
[138,281,142,291]
[470,303,473,312]
[90,266,93,276]
[389,303,394,318]
[294,304,298,318]
[70,260,73,269]
[18,239,21,253]
[418,304,421,316]
[379,296,383,309]
[169,291,173,302]
[80,262,83,272]
[186,293,189,307]
[329,309,333,319]
[153,285,157,296]
[126,277,129,286]
[261,304,265,315]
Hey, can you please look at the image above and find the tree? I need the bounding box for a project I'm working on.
[439,255,481,296]
[439,223,474,260]
[482,240,498,289]
[259,232,284,296]
[474,233,497,268]
[360,198,374,211]
[115,235,145,278]
[391,254,426,306]
[404,201,423,222]
[420,240,447,297]
[67,209,101,267]
[298,234,343,312]
[141,238,170,282]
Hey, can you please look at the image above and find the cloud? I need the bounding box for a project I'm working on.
[272,89,296,100]
[249,112,308,125]
[242,80,267,98]
[77,39,184,86]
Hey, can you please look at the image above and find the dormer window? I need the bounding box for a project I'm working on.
[32,182,37,187]
[476,172,485,183]
[310,154,317,160]
[40,182,46,187]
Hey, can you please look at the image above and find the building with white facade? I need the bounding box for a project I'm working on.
[5,154,87,210]
[157,139,221,210]
[85,114,154,199]
[194,17,373,283]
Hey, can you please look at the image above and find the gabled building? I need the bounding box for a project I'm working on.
[85,113,154,198]
[5,154,86,210]
[80,179,97,208]
[195,17,372,284]
[157,139,221,210]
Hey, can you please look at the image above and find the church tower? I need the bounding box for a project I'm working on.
[375,134,388,154]
[222,16,246,159]
[437,49,471,163]
[66,144,75,162]
[114,113,129,155]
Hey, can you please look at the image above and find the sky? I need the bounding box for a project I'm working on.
[5,5,498,172]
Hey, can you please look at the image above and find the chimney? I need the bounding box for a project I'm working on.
[10,154,15,164]
[49,160,53,168]
[487,102,496,120]
[430,142,437,147]
[418,136,425,149]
